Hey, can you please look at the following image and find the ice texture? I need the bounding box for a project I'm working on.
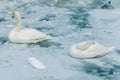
[0,0,120,80]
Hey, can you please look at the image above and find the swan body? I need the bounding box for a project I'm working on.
[9,11,50,43]
[70,41,115,59]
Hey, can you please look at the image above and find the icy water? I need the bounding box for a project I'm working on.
[0,0,120,80]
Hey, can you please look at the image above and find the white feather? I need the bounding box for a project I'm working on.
[28,57,46,69]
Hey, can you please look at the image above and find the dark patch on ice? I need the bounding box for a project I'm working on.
[21,16,25,19]
[104,31,112,34]
[24,25,30,28]
[69,8,91,29]
[70,8,85,14]
[27,11,36,14]
[29,40,62,48]
[101,59,120,71]
[70,62,83,71]
[48,33,58,37]
[115,49,120,54]
[0,37,8,44]
[81,62,118,77]
[39,14,56,21]
[71,61,119,77]
[0,18,6,22]
[88,0,105,9]
[37,40,62,48]
[112,64,120,71]
[35,27,54,31]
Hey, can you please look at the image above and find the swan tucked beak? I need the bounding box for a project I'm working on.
[12,16,14,18]
[12,13,14,18]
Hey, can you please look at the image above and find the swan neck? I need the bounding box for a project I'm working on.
[15,15,22,31]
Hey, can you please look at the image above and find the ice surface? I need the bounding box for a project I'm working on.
[0,0,120,80]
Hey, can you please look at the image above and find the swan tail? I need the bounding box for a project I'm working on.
[46,35,52,40]
[108,46,115,52]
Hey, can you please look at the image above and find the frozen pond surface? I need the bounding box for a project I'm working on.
[0,0,120,80]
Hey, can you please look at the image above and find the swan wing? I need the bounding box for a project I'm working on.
[85,43,111,56]
[14,28,49,43]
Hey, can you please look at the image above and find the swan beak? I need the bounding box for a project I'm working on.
[12,16,14,18]
[12,13,14,18]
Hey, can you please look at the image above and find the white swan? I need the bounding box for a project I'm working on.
[70,41,115,59]
[8,11,51,43]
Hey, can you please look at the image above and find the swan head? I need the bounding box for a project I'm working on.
[78,40,95,51]
[86,40,95,45]
[80,40,95,47]
[12,11,21,18]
